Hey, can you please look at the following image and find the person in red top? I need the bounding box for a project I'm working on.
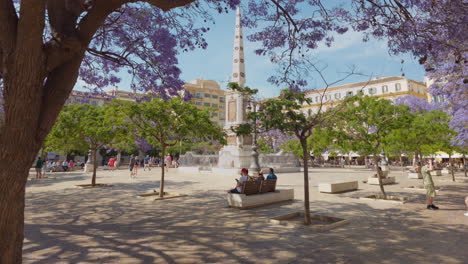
[108,156,116,171]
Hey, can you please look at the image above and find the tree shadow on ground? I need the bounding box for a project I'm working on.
[23,183,468,264]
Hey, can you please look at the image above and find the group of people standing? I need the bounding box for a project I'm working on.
[34,157,78,180]
[127,154,178,178]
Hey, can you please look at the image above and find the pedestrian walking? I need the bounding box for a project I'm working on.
[166,154,172,172]
[129,154,136,178]
[133,156,140,178]
[35,157,44,180]
[108,156,116,171]
[144,155,151,171]
[422,160,439,210]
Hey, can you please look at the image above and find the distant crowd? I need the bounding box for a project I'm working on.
[32,153,180,180]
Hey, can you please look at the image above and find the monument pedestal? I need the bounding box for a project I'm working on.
[218,145,253,169]
[84,164,94,173]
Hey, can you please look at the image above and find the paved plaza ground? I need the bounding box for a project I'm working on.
[24,166,468,264]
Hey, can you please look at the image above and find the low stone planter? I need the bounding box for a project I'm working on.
[404,186,440,192]
[359,194,409,204]
[137,192,187,200]
[29,176,57,181]
[367,176,396,185]
[455,177,468,183]
[318,181,358,193]
[227,189,294,209]
[76,184,112,188]
[269,212,349,231]
[408,172,422,179]
[433,169,442,176]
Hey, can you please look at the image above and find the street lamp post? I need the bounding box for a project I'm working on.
[248,100,260,171]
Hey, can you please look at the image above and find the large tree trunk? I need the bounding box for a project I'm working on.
[300,138,311,225]
[116,151,121,169]
[0,158,34,264]
[159,146,166,198]
[91,148,97,185]
[373,155,387,199]
[0,43,83,264]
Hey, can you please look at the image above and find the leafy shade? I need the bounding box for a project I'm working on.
[45,104,128,185]
[336,95,410,197]
[119,97,226,197]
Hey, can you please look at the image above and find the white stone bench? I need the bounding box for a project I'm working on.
[408,172,422,179]
[198,166,212,172]
[441,168,452,175]
[432,169,442,176]
[227,189,294,209]
[367,176,396,185]
[319,181,358,193]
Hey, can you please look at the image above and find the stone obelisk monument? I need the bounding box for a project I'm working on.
[218,7,254,169]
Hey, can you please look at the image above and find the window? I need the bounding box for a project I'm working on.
[219,104,225,109]
[212,103,218,108]
[204,93,211,98]
[382,85,388,93]
[212,112,218,117]
[196,92,202,98]
[315,96,320,103]
[395,83,401,91]
[219,113,225,120]
[434,95,445,103]
[334,93,341,99]
[204,102,210,107]
[195,101,202,105]
[212,94,218,99]
[219,97,225,102]
[368,87,377,95]
[346,91,353,97]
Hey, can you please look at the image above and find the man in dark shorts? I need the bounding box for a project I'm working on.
[129,154,136,178]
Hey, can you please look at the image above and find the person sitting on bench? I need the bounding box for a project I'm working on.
[254,170,265,181]
[266,168,277,180]
[228,168,250,193]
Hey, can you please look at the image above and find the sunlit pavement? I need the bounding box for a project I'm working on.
[24,167,468,263]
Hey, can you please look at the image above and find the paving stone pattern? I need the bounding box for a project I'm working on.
[24,167,468,263]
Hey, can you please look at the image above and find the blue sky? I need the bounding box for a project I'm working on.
[176,10,426,99]
[100,8,426,99]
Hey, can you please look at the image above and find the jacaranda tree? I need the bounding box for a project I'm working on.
[118,97,225,198]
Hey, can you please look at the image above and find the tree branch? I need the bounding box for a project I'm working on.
[87,48,132,66]
[138,0,196,11]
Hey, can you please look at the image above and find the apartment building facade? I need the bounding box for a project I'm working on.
[302,76,428,112]
[183,78,227,126]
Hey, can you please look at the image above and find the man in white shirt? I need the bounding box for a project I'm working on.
[228,168,250,194]
[62,160,69,171]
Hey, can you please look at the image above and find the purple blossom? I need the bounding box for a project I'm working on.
[394,95,444,113]
[258,129,295,152]
[134,137,153,153]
